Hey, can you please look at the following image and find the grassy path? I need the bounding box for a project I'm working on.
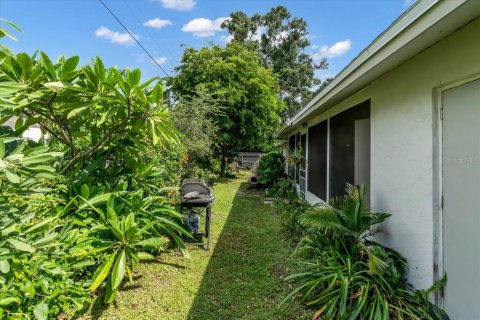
[94,174,310,320]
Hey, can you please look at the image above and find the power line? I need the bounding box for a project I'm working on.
[127,0,179,69]
[98,0,170,77]
[122,0,176,72]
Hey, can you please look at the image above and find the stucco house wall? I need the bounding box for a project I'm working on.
[285,17,480,289]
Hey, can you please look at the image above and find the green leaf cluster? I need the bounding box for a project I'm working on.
[168,42,283,175]
[0,19,22,42]
[0,50,179,175]
[222,6,329,119]
[257,151,286,186]
[280,185,449,319]
[0,37,192,319]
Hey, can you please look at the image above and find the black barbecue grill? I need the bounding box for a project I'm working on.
[180,179,214,250]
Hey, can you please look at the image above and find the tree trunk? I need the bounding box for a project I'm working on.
[220,155,227,177]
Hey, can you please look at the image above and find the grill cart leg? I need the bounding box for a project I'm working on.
[204,206,212,250]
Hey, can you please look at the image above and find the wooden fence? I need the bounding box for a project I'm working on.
[233,152,263,169]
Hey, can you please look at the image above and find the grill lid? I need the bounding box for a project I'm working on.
[181,179,211,196]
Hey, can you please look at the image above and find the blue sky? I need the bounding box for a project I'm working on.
[0,0,414,81]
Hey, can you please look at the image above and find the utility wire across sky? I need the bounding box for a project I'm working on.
[98,0,170,77]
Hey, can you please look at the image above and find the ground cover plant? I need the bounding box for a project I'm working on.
[279,185,449,320]
[0,25,191,318]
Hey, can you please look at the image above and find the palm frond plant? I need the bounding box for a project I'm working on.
[297,184,392,272]
[300,184,389,239]
[282,184,448,320]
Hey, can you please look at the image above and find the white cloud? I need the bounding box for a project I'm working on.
[182,17,228,37]
[312,39,351,60]
[136,53,167,65]
[160,0,196,11]
[143,18,172,29]
[95,26,138,46]
[220,34,233,43]
[153,56,167,65]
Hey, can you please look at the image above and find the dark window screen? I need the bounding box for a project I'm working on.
[289,135,295,152]
[329,101,370,198]
[295,133,300,184]
[308,121,328,199]
[288,135,295,180]
[300,134,306,170]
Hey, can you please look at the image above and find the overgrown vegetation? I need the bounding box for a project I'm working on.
[170,91,220,179]
[276,184,448,319]
[257,151,286,186]
[266,178,296,200]
[167,42,283,176]
[0,23,191,318]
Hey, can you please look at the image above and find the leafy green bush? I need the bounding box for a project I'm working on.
[268,178,297,199]
[275,200,309,246]
[285,245,447,319]
[257,151,286,186]
[0,36,191,319]
[0,137,191,318]
[282,185,448,320]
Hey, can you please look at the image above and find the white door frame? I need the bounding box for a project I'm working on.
[433,73,480,307]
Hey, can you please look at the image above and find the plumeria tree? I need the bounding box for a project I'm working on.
[0,52,179,175]
[0,23,190,318]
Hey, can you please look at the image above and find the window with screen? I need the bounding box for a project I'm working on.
[295,133,301,184]
[288,135,295,180]
[300,134,306,171]
[329,101,370,198]
[307,120,328,200]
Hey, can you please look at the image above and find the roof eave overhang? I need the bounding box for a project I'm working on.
[277,0,480,138]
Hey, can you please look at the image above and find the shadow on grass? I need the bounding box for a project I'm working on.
[185,182,305,320]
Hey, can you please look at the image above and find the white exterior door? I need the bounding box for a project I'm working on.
[442,79,480,319]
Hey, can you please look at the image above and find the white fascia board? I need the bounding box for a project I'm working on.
[278,0,471,137]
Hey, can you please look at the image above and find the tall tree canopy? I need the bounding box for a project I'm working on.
[222,6,328,119]
[167,42,282,175]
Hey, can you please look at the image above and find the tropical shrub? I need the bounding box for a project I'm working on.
[257,151,286,186]
[0,29,191,319]
[0,141,89,319]
[285,245,447,320]
[103,143,187,200]
[268,178,297,199]
[282,185,448,320]
[276,200,310,246]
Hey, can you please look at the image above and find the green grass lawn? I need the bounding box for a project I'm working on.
[91,173,311,320]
